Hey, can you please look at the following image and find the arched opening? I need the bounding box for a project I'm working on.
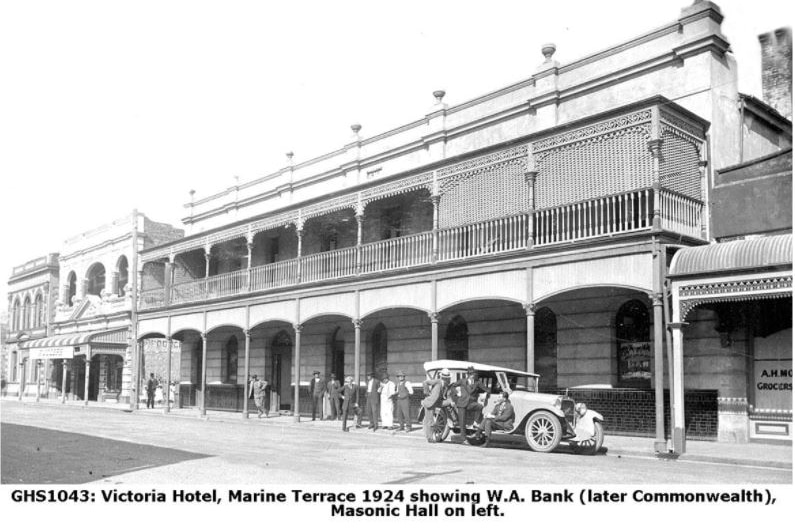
[223,335,239,384]
[535,307,558,390]
[34,293,44,328]
[371,323,388,375]
[22,296,32,330]
[616,299,651,388]
[329,326,345,383]
[86,263,106,296]
[11,298,21,331]
[117,256,129,296]
[66,272,77,306]
[271,330,293,409]
[444,315,469,361]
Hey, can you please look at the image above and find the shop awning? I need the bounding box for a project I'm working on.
[21,327,129,359]
[669,234,792,277]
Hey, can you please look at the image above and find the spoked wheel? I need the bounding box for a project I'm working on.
[524,410,563,452]
[573,421,604,455]
[467,432,487,446]
[430,407,451,442]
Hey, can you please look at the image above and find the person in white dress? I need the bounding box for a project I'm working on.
[379,373,397,428]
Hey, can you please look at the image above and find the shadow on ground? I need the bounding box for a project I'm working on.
[1,423,210,484]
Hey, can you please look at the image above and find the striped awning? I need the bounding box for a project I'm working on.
[669,234,792,277]
[22,327,129,349]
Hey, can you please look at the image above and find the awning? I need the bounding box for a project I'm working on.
[21,327,129,359]
[669,234,792,277]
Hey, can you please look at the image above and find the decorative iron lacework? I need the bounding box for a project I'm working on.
[439,158,527,227]
[360,171,434,205]
[660,128,702,200]
[660,110,704,141]
[300,193,357,221]
[679,276,793,318]
[535,125,653,209]
[531,110,652,153]
[437,145,527,177]
[248,211,299,236]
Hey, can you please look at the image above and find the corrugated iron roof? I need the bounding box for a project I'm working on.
[669,234,792,276]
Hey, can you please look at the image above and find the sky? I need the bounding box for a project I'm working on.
[0,0,792,307]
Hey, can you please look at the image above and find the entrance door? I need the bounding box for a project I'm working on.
[89,356,101,401]
[271,331,293,410]
[331,327,345,382]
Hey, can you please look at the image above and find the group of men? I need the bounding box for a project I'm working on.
[421,365,515,446]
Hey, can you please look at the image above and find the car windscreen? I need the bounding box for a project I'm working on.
[507,374,538,392]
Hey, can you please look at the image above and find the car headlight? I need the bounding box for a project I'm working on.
[575,402,587,416]
[554,396,562,408]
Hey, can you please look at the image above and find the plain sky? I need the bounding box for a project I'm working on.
[0,0,791,307]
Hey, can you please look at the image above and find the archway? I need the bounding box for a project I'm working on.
[444,315,469,361]
[66,271,77,306]
[86,263,106,296]
[116,256,129,296]
[535,307,558,390]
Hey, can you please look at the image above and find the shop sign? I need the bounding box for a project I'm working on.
[29,347,74,360]
[754,360,793,410]
[618,341,651,383]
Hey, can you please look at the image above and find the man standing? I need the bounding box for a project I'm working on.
[364,372,380,430]
[310,371,325,421]
[470,391,514,447]
[327,373,342,420]
[395,371,414,432]
[450,366,488,443]
[421,368,452,442]
[340,376,356,432]
[250,374,269,418]
[146,373,157,409]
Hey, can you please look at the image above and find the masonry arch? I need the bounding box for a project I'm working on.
[116,255,129,296]
[66,271,77,306]
[86,262,106,296]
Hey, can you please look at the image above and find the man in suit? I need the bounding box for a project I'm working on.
[395,371,414,432]
[469,391,515,447]
[450,365,488,443]
[421,368,453,442]
[327,373,342,420]
[340,376,356,432]
[363,372,380,430]
[146,373,157,409]
[310,371,325,421]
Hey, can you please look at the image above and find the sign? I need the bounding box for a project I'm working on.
[29,347,74,360]
[618,341,651,383]
[753,360,793,411]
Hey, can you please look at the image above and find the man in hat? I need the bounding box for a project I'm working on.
[249,374,270,418]
[395,371,414,432]
[469,390,514,447]
[379,372,397,428]
[450,365,488,443]
[326,373,342,420]
[310,371,325,421]
[363,372,380,430]
[340,376,357,432]
[421,368,453,442]
[146,373,157,409]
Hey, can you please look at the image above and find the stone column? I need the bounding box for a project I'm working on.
[18,359,25,401]
[200,332,208,417]
[243,329,251,419]
[83,356,91,406]
[35,360,42,402]
[61,360,68,403]
[293,324,303,422]
[524,304,535,373]
[352,319,361,405]
[669,321,688,455]
[428,312,439,361]
[651,292,666,452]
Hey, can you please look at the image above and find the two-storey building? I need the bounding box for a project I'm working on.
[131,1,791,452]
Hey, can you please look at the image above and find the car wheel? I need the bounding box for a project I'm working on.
[524,410,563,452]
[431,408,451,442]
[573,421,604,456]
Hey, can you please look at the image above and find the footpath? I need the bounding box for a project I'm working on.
[3,396,791,470]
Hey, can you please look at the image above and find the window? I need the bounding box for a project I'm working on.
[224,336,239,384]
[616,300,651,387]
[371,323,387,375]
[33,293,44,327]
[22,296,32,330]
[86,263,106,296]
[445,315,469,361]
[66,272,77,306]
[117,256,129,296]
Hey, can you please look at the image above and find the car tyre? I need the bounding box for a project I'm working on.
[431,407,451,442]
[525,410,563,452]
[573,421,604,456]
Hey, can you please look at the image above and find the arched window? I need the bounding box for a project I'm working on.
[371,323,388,376]
[223,336,239,384]
[66,272,77,307]
[535,307,558,390]
[10,351,18,381]
[33,293,44,327]
[11,299,21,331]
[22,296,32,330]
[616,299,651,387]
[86,263,106,296]
[117,256,129,296]
[444,315,469,362]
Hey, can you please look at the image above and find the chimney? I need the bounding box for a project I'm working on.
[759,27,792,120]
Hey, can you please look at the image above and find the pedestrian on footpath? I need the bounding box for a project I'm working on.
[364,372,380,430]
[421,368,452,442]
[327,373,341,420]
[395,371,414,432]
[379,372,397,429]
[310,371,325,421]
[341,376,356,432]
[250,374,269,418]
[145,373,157,409]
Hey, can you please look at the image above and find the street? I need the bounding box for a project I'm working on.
[1,401,790,485]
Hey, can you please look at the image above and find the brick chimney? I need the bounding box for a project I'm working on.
[758,28,792,120]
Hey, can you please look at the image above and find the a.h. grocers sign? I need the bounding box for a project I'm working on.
[28,347,75,360]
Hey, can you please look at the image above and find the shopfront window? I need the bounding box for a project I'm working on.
[616,299,651,387]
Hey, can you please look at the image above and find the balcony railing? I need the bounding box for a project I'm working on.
[142,188,703,308]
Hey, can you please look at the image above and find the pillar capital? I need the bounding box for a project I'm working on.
[524,170,538,184]
[667,321,689,331]
[523,303,535,316]
[200,332,207,340]
[293,323,304,333]
[351,318,362,329]
[427,311,439,324]
[243,328,251,338]
[430,194,441,206]
[647,138,663,156]
[649,292,664,306]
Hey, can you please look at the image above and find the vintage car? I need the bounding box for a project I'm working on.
[422,360,604,454]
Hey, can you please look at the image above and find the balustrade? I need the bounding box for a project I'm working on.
[438,213,528,261]
[249,258,299,291]
[360,232,433,273]
[302,247,357,283]
[660,189,703,240]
